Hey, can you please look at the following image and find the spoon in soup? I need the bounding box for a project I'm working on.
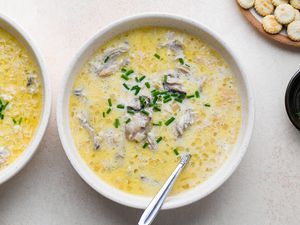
[138,153,191,225]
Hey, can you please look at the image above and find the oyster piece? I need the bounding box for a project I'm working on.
[125,113,151,142]
[163,74,186,95]
[147,132,158,150]
[77,113,101,150]
[176,109,196,137]
[26,73,39,94]
[89,42,130,77]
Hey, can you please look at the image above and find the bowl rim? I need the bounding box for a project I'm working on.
[285,69,300,131]
[57,12,254,209]
[0,13,52,184]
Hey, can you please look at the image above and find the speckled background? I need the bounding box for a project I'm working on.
[0,1,299,225]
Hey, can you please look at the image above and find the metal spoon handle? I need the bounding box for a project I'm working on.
[138,154,191,225]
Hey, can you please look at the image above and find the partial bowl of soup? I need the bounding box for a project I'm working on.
[57,13,254,209]
[0,14,51,184]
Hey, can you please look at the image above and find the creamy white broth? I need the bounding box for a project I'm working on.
[0,28,43,169]
[69,27,241,196]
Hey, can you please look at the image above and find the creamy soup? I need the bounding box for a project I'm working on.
[69,27,241,196]
[0,28,43,169]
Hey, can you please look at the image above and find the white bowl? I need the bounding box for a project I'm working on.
[57,13,254,209]
[0,14,51,184]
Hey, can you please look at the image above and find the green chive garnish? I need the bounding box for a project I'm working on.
[117,104,125,109]
[175,98,183,103]
[104,56,110,63]
[123,83,130,90]
[141,110,149,116]
[178,58,184,65]
[102,112,106,118]
[135,77,139,82]
[121,68,127,73]
[121,74,129,80]
[114,118,120,128]
[12,117,23,125]
[145,82,150,89]
[142,142,149,149]
[125,118,131,124]
[163,75,168,83]
[153,121,162,126]
[125,69,134,76]
[156,137,163,143]
[153,106,161,112]
[187,94,195,99]
[163,98,172,103]
[204,103,211,107]
[165,117,175,126]
[106,108,112,114]
[195,91,200,98]
[173,148,179,156]
[154,53,160,59]
[127,109,135,115]
[108,98,112,107]
[139,76,146,82]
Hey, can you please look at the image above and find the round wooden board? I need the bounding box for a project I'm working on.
[237,2,300,48]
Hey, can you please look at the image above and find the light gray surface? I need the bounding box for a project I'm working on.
[0,1,299,225]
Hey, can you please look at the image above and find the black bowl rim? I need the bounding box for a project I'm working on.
[285,68,300,131]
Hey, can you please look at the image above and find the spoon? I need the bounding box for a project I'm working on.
[138,153,191,225]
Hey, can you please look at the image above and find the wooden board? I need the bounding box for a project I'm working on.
[237,3,300,48]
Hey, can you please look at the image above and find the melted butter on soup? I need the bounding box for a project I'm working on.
[0,28,43,169]
[69,27,241,196]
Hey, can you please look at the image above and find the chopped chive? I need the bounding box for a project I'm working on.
[156,137,163,143]
[178,58,184,65]
[104,56,110,63]
[159,91,169,95]
[153,121,162,126]
[145,82,150,89]
[153,106,161,112]
[175,98,183,103]
[185,63,190,67]
[117,104,125,109]
[152,96,158,104]
[139,75,146,82]
[121,74,129,80]
[187,94,195,99]
[154,53,160,59]
[134,87,141,95]
[142,142,149,149]
[125,69,134,76]
[141,110,149,116]
[108,98,112,107]
[123,83,130,90]
[121,68,127,73]
[173,148,179,156]
[127,109,135,115]
[165,117,175,126]
[102,112,106,118]
[125,118,131,124]
[114,118,120,128]
[163,75,168,83]
[135,77,139,82]
[204,103,211,107]
[19,117,23,124]
[12,118,17,125]
[163,98,172,103]
[195,91,200,98]
[106,108,112,114]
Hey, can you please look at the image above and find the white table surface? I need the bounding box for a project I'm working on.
[0,1,300,224]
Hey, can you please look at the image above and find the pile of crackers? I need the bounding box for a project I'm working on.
[238,0,300,41]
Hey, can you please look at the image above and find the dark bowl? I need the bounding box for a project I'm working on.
[285,69,300,131]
